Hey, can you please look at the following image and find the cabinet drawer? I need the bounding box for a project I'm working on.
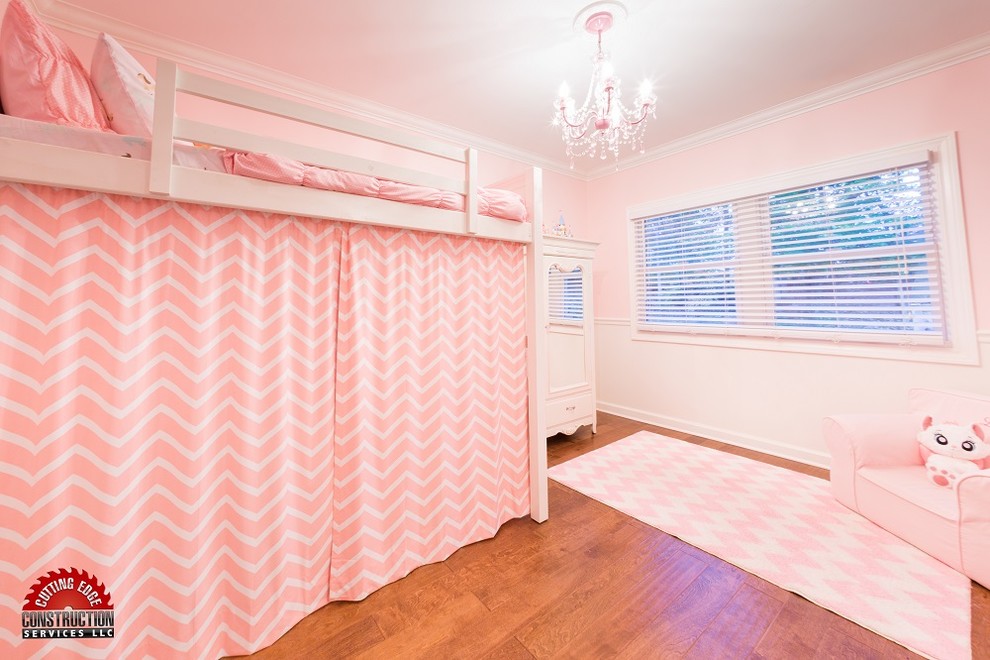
[546,393,594,426]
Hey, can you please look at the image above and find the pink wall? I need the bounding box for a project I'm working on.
[587,54,990,329]
[542,170,589,237]
[586,54,990,464]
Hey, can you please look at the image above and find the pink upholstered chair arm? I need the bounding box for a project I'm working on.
[958,470,990,522]
[823,413,924,511]
[958,470,990,589]
[823,413,925,468]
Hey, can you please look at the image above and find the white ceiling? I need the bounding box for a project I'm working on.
[40,0,990,176]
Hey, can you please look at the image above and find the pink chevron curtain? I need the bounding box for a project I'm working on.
[0,183,530,658]
[0,183,341,658]
[330,226,530,600]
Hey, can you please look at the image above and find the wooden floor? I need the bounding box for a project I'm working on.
[241,412,989,659]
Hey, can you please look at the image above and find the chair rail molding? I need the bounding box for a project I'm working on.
[595,317,631,327]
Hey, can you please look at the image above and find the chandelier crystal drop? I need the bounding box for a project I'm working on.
[552,8,656,164]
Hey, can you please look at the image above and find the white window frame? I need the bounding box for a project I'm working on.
[626,134,978,365]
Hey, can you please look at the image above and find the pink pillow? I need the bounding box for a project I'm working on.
[90,32,154,137]
[0,0,110,130]
[479,187,528,222]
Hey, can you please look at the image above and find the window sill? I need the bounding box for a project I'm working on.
[600,318,980,366]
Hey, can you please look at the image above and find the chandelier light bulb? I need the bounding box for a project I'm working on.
[638,79,654,100]
[551,5,656,164]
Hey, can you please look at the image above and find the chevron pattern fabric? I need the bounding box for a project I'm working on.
[0,182,529,658]
[331,225,529,600]
[0,183,341,658]
[549,432,972,660]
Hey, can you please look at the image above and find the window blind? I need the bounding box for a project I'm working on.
[548,264,584,325]
[632,157,946,345]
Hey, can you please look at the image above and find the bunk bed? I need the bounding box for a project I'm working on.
[0,7,549,657]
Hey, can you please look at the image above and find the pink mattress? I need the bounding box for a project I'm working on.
[0,113,223,170]
[0,114,528,222]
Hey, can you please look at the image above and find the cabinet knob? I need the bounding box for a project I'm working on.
[565,405,576,411]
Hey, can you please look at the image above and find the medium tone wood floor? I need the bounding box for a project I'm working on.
[241,412,988,659]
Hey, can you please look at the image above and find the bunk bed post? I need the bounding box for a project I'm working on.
[465,148,478,235]
[525,167,548,522]
[149,59,178,195]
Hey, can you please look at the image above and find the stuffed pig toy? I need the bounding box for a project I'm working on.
[917,416,990,488]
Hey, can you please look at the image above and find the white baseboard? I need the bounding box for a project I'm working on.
[597,400,832,470]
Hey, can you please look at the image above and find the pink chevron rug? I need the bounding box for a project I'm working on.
[548,431,971,660]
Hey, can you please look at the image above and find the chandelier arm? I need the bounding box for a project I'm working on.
[577,85,597,113]
[624,104,653,126]
[559,115,591,131]
[559,116,593,138]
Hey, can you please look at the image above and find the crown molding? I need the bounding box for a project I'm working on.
[35,0,577,177]
[587,32,990,180]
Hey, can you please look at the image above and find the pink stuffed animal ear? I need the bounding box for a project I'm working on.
[974,424,988,469]
[919,415,934,465]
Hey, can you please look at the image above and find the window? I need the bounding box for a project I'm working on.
[548,264,584,325]
[637,203,738,328]
[629,137,977,361]
[767,167,939,337]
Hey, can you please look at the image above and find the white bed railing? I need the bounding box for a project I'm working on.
[0,59,534,242]
[149,59,504,238]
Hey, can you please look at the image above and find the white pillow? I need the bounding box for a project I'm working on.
[90,32,154,137]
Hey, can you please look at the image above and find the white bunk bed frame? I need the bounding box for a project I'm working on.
[0,58,550,522]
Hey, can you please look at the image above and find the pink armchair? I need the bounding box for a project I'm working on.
[824,388,990,589]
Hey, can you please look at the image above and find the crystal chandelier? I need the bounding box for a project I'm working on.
[552,5,656,164]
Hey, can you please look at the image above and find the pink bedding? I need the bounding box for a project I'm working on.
[222,150,529,222]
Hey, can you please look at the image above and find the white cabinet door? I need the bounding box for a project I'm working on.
[543,237,597,437]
